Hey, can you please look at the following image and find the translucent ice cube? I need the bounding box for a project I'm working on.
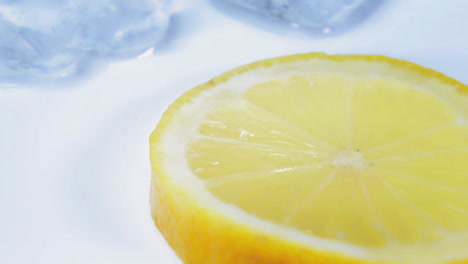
[0,0,171,84]
[221,0,379,33]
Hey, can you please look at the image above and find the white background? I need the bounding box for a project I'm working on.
[1,0,467,263]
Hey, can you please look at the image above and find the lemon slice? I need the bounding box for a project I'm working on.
[150,53,468,264]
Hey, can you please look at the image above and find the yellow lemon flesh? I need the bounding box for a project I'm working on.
[150,53,468,264]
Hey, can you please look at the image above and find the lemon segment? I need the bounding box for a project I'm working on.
[284,167,389,247]
[199,99,339,152]
[352,77,458,150]
[188,137,330,179]
[205,164,333,228]
[373,149,468,190]
[364,123,468,158]
[373,168,468,232]
[244,73,353,148]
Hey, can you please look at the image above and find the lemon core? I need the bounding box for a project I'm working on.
[331,150,368,169]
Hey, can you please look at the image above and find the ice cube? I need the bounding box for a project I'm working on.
[0,0,171,84]
[221,0,379,32]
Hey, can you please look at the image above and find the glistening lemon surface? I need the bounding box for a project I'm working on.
[150,53,468,264]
